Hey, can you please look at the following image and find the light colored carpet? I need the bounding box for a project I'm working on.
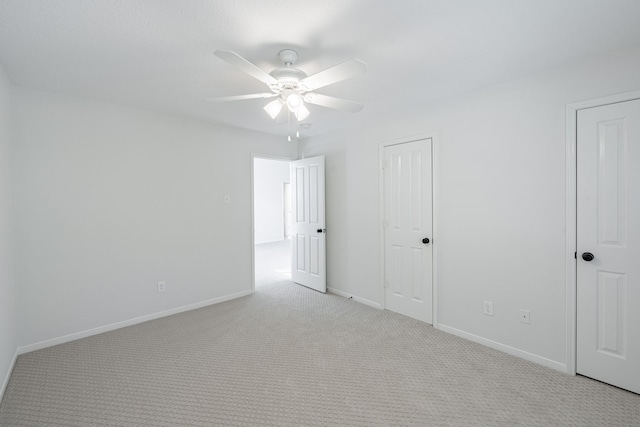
[1,248,639,425]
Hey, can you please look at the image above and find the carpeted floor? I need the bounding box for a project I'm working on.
[1,242,639,426]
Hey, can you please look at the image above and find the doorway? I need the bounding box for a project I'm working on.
[567,91,640,394]
[253,157,292,290]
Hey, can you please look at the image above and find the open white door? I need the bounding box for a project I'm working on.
[291,156,326,293]
[577,98,640,394]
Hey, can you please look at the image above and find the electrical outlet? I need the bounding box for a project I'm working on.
[157,281,166,293]
[520,309,530,324]
[482,300,494,316]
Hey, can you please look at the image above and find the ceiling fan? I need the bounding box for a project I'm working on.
[206,49,367,122]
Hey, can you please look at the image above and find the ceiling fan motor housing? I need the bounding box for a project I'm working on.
[267,49,308,92]
[269,67,308,91]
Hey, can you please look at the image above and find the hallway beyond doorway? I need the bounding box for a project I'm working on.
[255,239,291,289]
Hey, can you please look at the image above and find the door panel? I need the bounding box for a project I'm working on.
[577,98,640,394]
[383,139,433,323]
[296,235,305,271]
[595,271,626,358]
[291,156,326,293]
[283,183,292,239]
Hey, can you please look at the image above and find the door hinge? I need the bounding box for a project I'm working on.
[574,251,577,259]
[381,159,387,170]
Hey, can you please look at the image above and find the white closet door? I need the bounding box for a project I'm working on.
[577,98,640,394]
[383,139,433,323]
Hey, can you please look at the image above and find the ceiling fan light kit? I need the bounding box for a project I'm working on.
[263,99,284,119]
[208,48,367,138]
[282,89,303,111]
[294,104,310,121]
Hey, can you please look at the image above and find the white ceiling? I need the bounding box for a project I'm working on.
[1,0,640,138]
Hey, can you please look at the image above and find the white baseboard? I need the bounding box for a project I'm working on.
[328,287,382,309]
[1,349,18,401]
[18,290,253,355]
[437,323,567,373]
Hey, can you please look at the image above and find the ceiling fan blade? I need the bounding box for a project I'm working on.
[300,59,367,91]
[204,93,277,103]
[214,50,279,86]
[304,93,364,113]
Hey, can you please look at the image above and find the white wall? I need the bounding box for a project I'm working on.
[0,62,17,396]
[13,88,297,348]
[301,45,640,369]
[254,158,290,244]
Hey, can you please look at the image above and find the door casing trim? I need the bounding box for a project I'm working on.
[378,132,439,328]
[565,89,640,375]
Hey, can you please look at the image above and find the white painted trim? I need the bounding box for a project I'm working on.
[378,143,386,309]
[250,153,295,293]
[565,89,640,376]
[565,104,578,376]
[378,132,439,326]
[568,89,640,111]
[438,324,567,373]
[1,349,18,401]
[431,132,441,329]
[327,287,382,309]
[18,290,252,355]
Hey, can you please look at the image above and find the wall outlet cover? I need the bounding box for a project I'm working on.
[482,300,494,316]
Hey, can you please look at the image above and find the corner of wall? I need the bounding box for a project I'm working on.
[0,350,18,401]
[0,60,18,403]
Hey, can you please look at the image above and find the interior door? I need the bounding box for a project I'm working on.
[383,138,433,323]
[291,156,326,293]
[577,98,640,394]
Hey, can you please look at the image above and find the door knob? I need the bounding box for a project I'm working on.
[317,229,326,234]
[422,238,430,244]
[582,252,594,262]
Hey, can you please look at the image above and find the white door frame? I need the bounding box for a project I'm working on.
[250,153,295,293]
[565,89,640,375]
[379,132,440,328]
